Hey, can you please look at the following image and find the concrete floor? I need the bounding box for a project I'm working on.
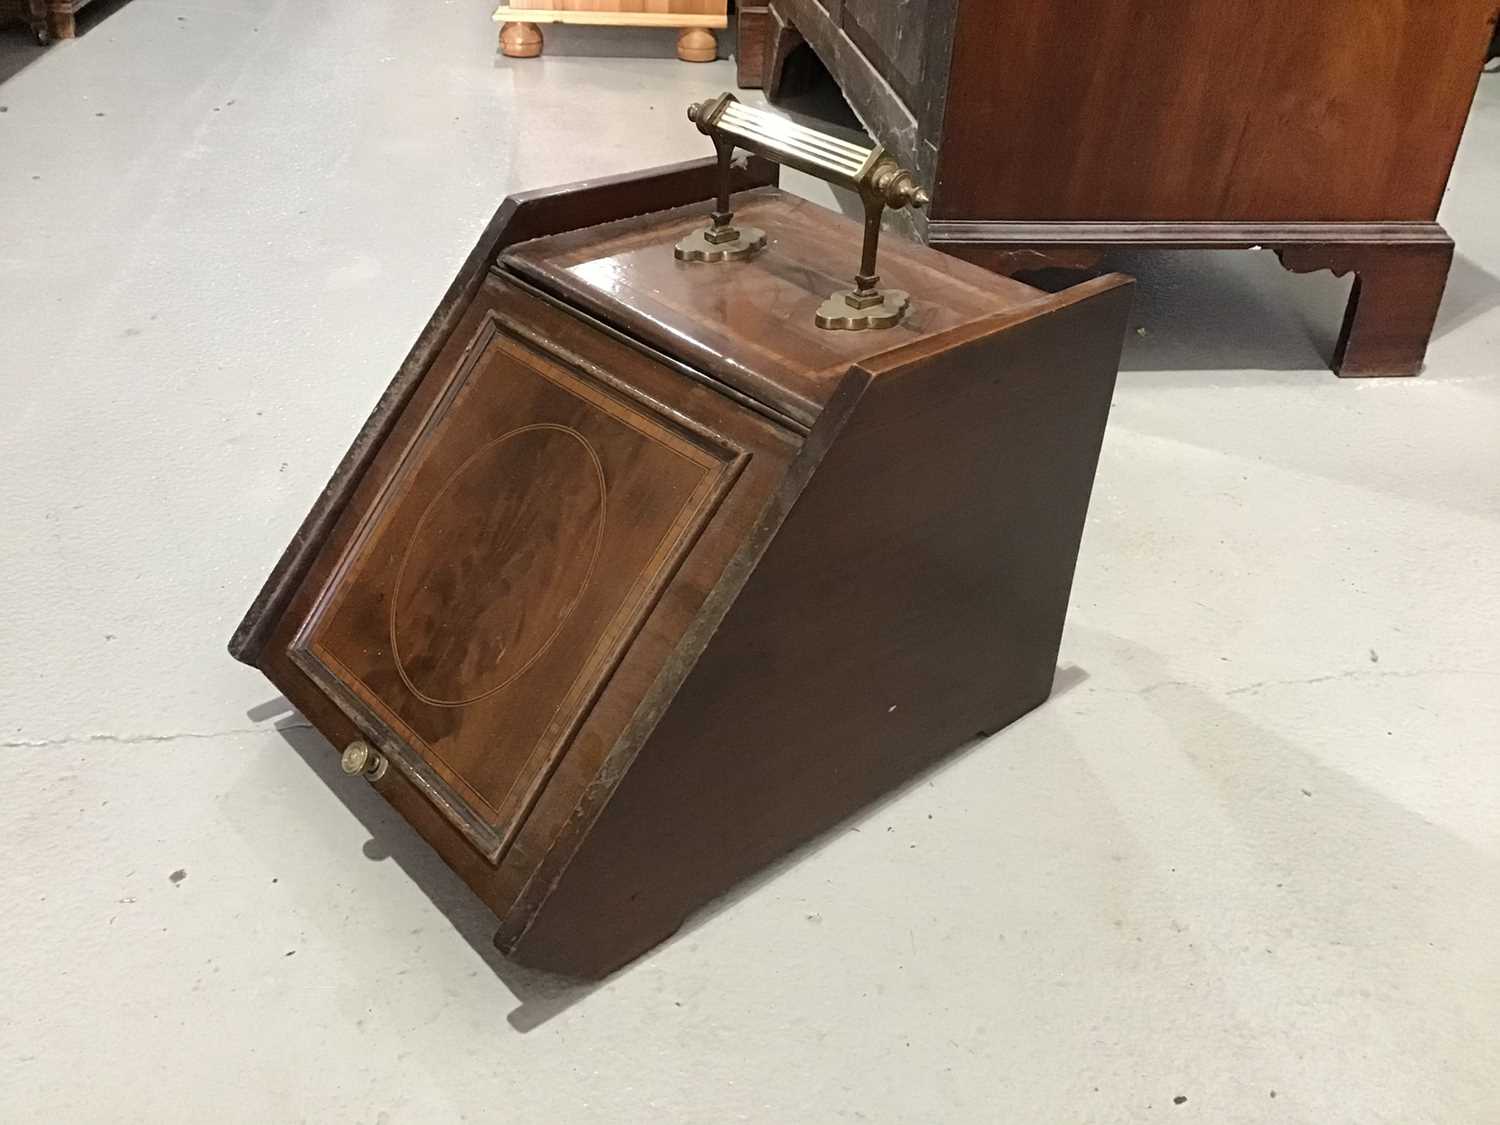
[2,2,1498,1121]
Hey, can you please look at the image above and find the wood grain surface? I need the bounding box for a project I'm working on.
[234,163,1134,978]
[231,155,779,666]
[934,0,1496,222]
[503,187,1044,428]
[505,273,1136,975]
[495,0,727,26]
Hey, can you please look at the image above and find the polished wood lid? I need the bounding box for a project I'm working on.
[501,187,1045,428]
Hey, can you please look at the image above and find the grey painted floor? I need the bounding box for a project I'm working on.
[2,3,1498,1122]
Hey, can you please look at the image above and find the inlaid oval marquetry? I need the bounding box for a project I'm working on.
[390,424,606,707]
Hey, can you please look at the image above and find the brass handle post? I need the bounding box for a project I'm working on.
[677,92,931,330]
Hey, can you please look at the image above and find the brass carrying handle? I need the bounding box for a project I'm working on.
[675,92,931,331]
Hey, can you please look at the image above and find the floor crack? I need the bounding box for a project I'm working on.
[1225,668,1500,697]
[1,720,315,750]
[1083,667,1500,700]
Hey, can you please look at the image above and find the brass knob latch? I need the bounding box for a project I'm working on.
[341,739,388,782]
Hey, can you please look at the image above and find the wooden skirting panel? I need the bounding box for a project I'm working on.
[926,220,1454,251]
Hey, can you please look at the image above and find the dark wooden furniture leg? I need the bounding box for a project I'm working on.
[931,221,1455,377]
[1277,238,1455,378]
[762,4,804,102]
[45,0,74,38]
[736,4,770,88]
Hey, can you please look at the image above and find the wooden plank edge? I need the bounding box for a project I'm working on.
[927,220,1453,250]
[492,8,728,28]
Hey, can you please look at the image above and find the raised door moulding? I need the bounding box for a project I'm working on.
[290,312,746,863]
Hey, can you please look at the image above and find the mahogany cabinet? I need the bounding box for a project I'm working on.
[232,148,1132,978]
[744,0,1498,375]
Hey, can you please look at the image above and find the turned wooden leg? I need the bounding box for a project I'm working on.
[46,1,76,39]
[676,27,717,63]
[499,21,543,59]
[1278,236,1454,377]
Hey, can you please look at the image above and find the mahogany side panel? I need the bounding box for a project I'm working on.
[507,274,1136,977]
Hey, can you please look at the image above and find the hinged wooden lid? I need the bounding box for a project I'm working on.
[501,187,1048,428]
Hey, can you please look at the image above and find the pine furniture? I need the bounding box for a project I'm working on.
[494,1,728,62]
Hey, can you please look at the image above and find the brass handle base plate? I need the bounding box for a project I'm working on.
[815,289,910,330]
[674,225,767,262]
